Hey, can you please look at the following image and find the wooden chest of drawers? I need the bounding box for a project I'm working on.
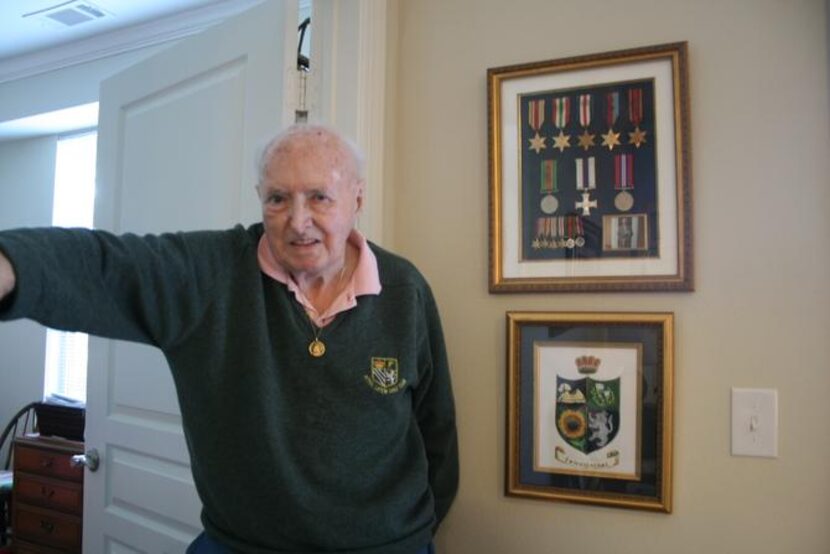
[12,436,84,553]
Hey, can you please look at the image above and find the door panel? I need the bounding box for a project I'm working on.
[85,1,297,551]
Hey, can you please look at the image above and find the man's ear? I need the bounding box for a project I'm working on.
[354,179,365,213]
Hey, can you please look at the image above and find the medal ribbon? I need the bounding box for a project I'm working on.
[575,157,596,191]
[576,216,584,237]
[528,99,545,130]
[628,88,643,126]
[579,94,592,127]
[540,159,558,193]
[614,154,634,190]
[553,97,570,129]
[606,91,620,128]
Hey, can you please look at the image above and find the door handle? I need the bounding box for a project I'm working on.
[70,449,100,472]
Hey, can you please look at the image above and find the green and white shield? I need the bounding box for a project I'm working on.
[555,375,621,454]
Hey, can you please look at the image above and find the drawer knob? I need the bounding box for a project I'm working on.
[40,519,55,533]
[70,449,100,472]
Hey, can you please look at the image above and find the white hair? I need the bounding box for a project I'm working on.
[255,124,365,185]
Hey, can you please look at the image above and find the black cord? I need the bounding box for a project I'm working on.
[298,17,311,71]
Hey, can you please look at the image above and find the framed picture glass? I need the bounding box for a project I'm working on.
[488,43,692,292]
[506,311,674,511]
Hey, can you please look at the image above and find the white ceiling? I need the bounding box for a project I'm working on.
[0,0,262,140]
[0,0,225,60]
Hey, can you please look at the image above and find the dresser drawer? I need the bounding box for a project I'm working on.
[14,444,83,483]
[12,538,69,554]
[13,504,82,551]
[15,472,83,515]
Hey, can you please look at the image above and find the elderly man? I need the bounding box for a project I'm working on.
[0,125,458,554]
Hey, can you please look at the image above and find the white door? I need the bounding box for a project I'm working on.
[84,1,297,551]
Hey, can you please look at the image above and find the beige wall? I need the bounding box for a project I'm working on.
[390,1,830,552]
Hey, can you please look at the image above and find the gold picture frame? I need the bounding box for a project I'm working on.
[506,311,674,512]
[488,43,692,292]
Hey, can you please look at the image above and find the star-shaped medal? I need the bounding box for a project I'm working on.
[528,132,547,153]
[532,238,541,250]
[577,129,596,151]
[552,130,571,153]
[628,126,647,148]
[601,127,621,151]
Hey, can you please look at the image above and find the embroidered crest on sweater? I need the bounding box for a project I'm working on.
[365,357,406,394]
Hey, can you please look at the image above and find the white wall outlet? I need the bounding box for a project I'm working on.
[731,388,778,458]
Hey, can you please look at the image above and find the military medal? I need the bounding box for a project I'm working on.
[552,131,571,153]
[534,217,566,250]
[565,217,575,249]
[614,153,635,212]
[627,88,647,148]
[551,97,571,152]
[557,217,567,248]
[577,94,595,151]
[575,157,596,192]
[527,99,547,153]
[540,159,559,214]
[531,217,547,250]
[540,195,558,214]
[537,216,586,249]
[534,218,549,250]
[564,216,585,248]
[600,91,621,151]
[575,192,597,217]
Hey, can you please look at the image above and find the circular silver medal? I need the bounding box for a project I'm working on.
[575,236,586,247]
[614,191,634,212]
[566,237,576,249]
[540,194,559,214]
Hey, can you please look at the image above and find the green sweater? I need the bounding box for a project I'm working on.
[0,224,458,554]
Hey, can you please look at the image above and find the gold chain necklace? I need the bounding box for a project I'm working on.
[307,317,326,357]
[302,261,349,358]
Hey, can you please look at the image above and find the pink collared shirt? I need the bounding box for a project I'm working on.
[257,229,382,327]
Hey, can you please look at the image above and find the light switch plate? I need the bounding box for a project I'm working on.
[731,388,778,458]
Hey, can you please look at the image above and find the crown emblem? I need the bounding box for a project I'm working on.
[575,355,601,374]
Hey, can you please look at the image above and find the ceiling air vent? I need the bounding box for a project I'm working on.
[24,1,110,28]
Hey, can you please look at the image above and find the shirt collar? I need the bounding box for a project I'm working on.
[257,228,382,326]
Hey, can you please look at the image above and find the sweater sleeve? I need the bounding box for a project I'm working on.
[0,226,248,350]
[412,284,459,531]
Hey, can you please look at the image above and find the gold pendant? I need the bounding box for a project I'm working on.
[309,339,326,358]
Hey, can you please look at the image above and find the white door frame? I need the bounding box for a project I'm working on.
[309,0,390,246]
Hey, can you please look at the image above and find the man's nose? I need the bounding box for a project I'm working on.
[288,201,310,232]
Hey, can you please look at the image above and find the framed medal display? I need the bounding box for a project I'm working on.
[488,43,692,292]
[506,311,674,512]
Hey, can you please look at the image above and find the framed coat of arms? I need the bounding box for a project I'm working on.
[488,43,692,292]
[506,311,674,512]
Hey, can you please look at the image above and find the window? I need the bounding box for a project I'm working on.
[43,131,97,403]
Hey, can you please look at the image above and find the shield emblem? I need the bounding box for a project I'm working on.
[555,375,620,454]
[371,357,399,390]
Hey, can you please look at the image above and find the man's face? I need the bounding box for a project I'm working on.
[258,134,363,283]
